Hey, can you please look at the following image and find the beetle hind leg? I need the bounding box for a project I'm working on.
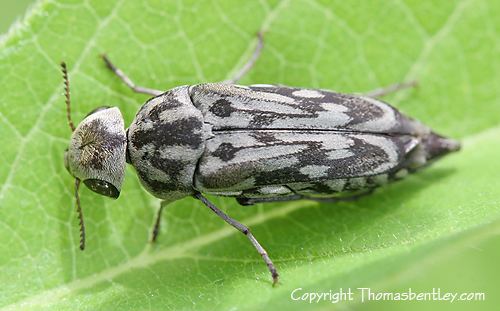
[194,192,279,286]
[224,32,264,84]
[362,81,418,98]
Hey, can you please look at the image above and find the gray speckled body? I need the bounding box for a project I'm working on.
[127,83,459,204]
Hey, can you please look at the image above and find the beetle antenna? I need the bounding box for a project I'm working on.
[75,178,86,250]
[61,62,76,132]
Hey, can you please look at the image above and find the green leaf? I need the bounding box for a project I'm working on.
[1,0,499,310]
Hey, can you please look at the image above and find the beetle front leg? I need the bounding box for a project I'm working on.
[194,192,279,286]
[101,54,163,96]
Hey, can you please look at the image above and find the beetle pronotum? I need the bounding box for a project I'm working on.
[62,33,460,285]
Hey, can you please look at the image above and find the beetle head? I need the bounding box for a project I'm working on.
[64,106,127,198]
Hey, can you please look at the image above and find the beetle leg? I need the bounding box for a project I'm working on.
[362,81,418,98]
[224,31,264,84]
[194,192,279,286]
[150,201,167,243]
[101,54,163,96]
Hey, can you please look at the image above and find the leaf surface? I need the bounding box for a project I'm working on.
[0,0,499,310]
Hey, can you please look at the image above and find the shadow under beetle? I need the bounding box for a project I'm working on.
[62,33,460,285]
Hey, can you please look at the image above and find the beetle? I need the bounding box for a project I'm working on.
[62,34,460,285]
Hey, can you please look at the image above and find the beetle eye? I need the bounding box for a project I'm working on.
[83,179,119,198]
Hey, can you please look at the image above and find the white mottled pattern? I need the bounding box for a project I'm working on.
[254,110,350,129]
[323,179,347,192]
[158,145,201,160]
[250,84,275,87]
[347,177,367,189]
[231,98,305,114]
[257,186,292,195]
[286,182,314,191]
[292,89,325,98]
[207,113,252,128]
[212,84,297,103]
[320,102,350,112]
[327,149,354,160]
[205,190,243,196]
[352,134,401,174]
[234,85,250,89]
[299,165,330,178]
[352,96,397,132]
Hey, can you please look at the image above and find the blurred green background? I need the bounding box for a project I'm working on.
[0,0,34,34]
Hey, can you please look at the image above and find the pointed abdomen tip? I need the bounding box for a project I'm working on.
[424,132,461,161]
